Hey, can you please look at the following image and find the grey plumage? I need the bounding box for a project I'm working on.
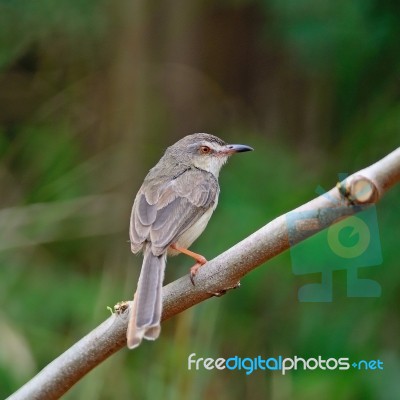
[131,169,219,255]
[127,246,165,348]
[127,133,253,349]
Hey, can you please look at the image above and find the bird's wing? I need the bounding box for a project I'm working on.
[129,168,219,255]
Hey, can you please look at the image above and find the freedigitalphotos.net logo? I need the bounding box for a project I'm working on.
[286,174,382,302]
[187,354,384,375]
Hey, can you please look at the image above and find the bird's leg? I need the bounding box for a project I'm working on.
[170,243,207,285]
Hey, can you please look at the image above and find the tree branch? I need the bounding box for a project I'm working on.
[8,147,400,400]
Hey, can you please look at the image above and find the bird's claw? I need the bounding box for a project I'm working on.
[189,260,207,286]
[190,271,196,286]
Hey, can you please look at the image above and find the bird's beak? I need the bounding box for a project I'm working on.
[224,144,254,155]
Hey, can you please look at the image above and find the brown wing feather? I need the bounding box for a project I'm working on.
[129,168,218,255]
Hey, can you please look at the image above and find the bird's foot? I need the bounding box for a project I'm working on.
[189,256,207,286]
[170,243,208,285]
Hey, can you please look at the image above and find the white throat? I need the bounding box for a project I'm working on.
[194,155,228,178]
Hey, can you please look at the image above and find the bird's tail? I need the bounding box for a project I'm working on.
[127,245,166,349]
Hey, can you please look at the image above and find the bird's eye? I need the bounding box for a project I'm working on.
[200,146,211,154]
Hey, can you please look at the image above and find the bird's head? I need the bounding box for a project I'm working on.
[168,133,253,177]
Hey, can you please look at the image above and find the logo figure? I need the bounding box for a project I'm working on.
[287,174,382,302]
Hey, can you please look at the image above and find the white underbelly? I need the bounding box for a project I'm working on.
[169,199,218,255]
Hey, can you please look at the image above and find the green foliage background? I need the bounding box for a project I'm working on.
[0,1,399,399]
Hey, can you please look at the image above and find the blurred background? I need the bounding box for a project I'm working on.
[1,1,399,399]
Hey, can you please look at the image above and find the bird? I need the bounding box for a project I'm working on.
[127,133,253,349]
